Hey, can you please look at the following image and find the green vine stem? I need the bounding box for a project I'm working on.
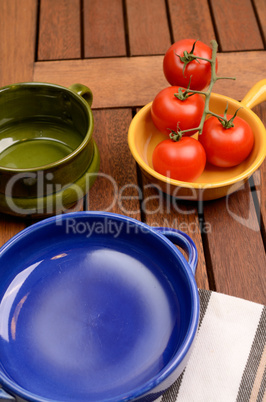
[169,39,236,141]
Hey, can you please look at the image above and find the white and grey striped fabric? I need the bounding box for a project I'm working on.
[156,290,265,402]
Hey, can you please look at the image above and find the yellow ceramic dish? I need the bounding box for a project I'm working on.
[128,80,266,201]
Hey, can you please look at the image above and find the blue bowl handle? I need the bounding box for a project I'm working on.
[152,227,198,276]
[0,388,15,400]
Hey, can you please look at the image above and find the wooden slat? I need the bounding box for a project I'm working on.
[253,0,266,45]
[0,0,37,86]
[203,183,266,305]
[0,215,26,248]
[140,174,209,290]
[168,0,216,44]
[85,109,141,218]
[209,0,264,51]
[0,0,38,244]
[38,0,81,60]
[253,103,266,239]
[34,50,266,108]
[34,56,166,108]
[253,164,266,244]
[83,0,126,58]
[126,0,171,56]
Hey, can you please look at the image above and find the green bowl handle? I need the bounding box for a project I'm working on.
[69,84,93,107]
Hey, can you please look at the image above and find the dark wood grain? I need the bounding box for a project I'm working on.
[253,0,266,44]
[209,0,264,51]
[203,183,266,304]
[83,0,126,58]
[0,0,37,86]
[0,215,26,247]
[38,0,81,60]
[33,50,266,108]
[168,0,216,44]
[85,109,141,219]
[126,0,171,56]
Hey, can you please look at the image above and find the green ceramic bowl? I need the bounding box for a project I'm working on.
[0,141,100,217]
[0,82,100,215]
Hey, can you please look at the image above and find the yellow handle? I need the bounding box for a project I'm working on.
[241,79,266,109]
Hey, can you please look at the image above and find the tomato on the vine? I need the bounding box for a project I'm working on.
[152,137,206,182]
[198,115,254,167]
[163,39,218,91]
[151,86,205,136]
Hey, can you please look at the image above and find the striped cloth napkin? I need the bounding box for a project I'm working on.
[156,290,265,402]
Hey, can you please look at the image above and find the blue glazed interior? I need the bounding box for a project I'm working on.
[0,213,196,401]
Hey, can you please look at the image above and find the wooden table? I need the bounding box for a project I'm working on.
[0,0,265,306]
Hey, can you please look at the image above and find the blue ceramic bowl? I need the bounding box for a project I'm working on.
[0,212,199,402]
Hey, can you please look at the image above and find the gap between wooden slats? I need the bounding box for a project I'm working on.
[85,108,141,220]
[252,104,266,249]
[203,182,266,305]
[168,0,216,44]
[209,0,264,51]
[126,0,171,56]
[253,0,266,46]
[139,173,210,290]
[34,51,266,109]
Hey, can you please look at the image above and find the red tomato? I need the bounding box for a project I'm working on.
[163,39,218,91]
[151,86,205,136]
[152,138,206,182]
[199,115,254,167]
